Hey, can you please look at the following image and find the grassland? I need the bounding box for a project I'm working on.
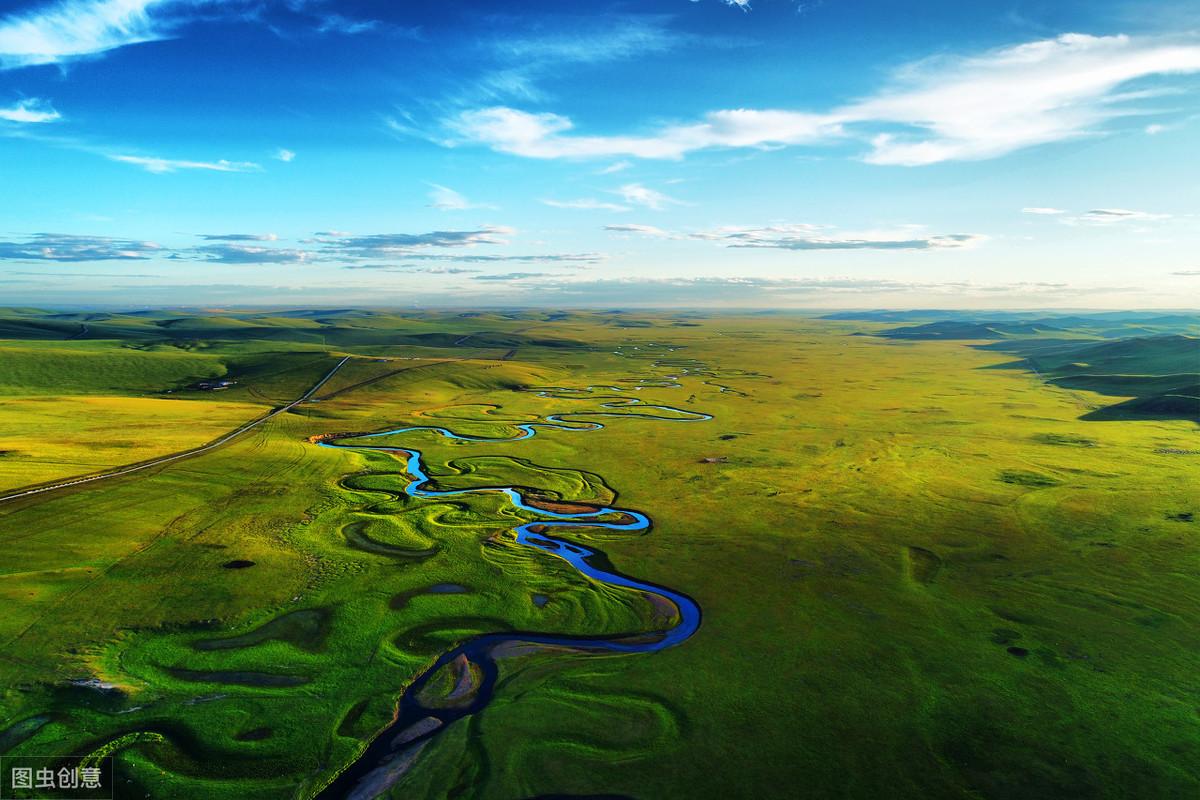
[0,308,1196,800]
[0,395,270,492]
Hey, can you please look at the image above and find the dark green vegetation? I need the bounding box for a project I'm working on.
[990,335,1198,422]
[0,307,1197,799]
[854,311,1198,422]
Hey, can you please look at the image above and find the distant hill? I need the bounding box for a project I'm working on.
[1083,384,1200,421]
[873,320,1069,340]
[0,307,593,353]
[829,309,1200,338]
[994,334,1199,422]
[1027,334,1198,376]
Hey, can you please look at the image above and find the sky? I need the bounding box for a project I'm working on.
[0,0,1198,309]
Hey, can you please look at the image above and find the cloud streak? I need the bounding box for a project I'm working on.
[314,226,516,259]
[447,105,839,159]
[0,98,60,123]
[0,232,161,261]
[543,198,630,212]
[608,222,985,250]
[0,0,171,70]
[1069,208,1171,225]
[427,183,494,211]
[604,223,675,238]
[193,243,310,264]
[109,154,262,173]
[614,183,682,210]
[198,233,278,242]
[697,224,987,250]
[446,33,1200,165]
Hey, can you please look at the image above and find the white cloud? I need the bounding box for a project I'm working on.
[446,106,840,160]
[0,1,387,70]
[0,232,161,261]
[462,16,708,108]
[1021,207,1067,215]
[427,183,469,210]
[274,148,295,162]
[109,154,262,173]
[606,221,985,250]
[1067,208,1172,225]
[194,243,310,264]
[614,183,682,210]
[846,34,1200,165]
[198,233,278,242]
[0,0,170,69]
[315,13,379,36]
[315,226,517,259]
[603,223,675,238]
[427,183,493,211]
[447,34,1200,166]
[493,18,682,66]
[543,198,630,212]
[0,97,59,122]
[597,160,632,174]
[693,223,987,250]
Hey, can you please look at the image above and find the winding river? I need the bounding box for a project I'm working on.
[314,384,710,799]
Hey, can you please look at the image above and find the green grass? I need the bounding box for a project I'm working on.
[0,394,269,491]
[0,341,224,396]
[0,309,1197,799]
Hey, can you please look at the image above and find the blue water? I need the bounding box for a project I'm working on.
[315,388,709,799]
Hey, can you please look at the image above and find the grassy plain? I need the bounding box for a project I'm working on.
[0,308,1196,800]
[0,395,269,491]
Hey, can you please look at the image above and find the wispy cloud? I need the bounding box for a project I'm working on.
[446,33,1200,165]
[342,264,482,275]
[614,183,682,210]
[472,272,562,282]
[467,15,702,105]
[542,198,630,212]
[314,226,515,259]
[0,0,171,69]
[446,105,839,159]
[314,13,379,36]
[427,183,494,211]
[492,17,682,66]
[193,243,310,264]
[109,154,262,173]
[603,223,675,238]
[607,222,985,250]
[0,232,161,261]
[445,274,1136,306]
[1067,208,1172,225]
[848,34,1200,165]
[198,233,278,242]
[1171,269,1200,276]
[397,252,601,264]
[274,148,295,162]
[1021,207,1066,215]
[0,0,391,70]
[694,224,986,250]
[0,226,604,271]
[0,98,60,123]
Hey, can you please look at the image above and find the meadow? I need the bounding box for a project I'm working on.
[0,308,1196,799]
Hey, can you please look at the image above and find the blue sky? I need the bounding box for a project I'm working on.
[1,0,1198,308]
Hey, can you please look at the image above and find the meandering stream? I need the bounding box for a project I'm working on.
[315,386,710,799]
